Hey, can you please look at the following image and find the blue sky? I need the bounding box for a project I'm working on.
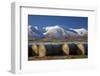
[28,15,88,29]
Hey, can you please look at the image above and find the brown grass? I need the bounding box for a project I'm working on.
[28,55,88,61]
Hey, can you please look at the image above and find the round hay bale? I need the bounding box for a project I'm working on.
[28,45,38,57]
[62,43,69,55]
[32,43,38,55]
[77,43,85,55]
[38,44,46,57]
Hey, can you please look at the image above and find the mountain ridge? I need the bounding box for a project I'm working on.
[28,25,87,39]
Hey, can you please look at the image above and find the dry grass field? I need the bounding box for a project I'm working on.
[28,55,87,61]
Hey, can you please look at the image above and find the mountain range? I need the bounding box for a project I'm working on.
[28,25,87,40]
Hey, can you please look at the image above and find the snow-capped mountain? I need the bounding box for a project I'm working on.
[43,25,67,39]
[28,25,45,39]
[70,28,87,36]
[28,25,87,39]
[43,25,85,39]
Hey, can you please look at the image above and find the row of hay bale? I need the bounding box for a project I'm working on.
[28,43,88,57]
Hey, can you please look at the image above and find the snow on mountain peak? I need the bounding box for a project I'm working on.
[70,28,87,36]
[70,28,87,31]
[34,26,38,30]
[43,25,66,36]
[28,25,87,39]
[28,25,32,29]
[44,25,60,31]
[28,25,45,39]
